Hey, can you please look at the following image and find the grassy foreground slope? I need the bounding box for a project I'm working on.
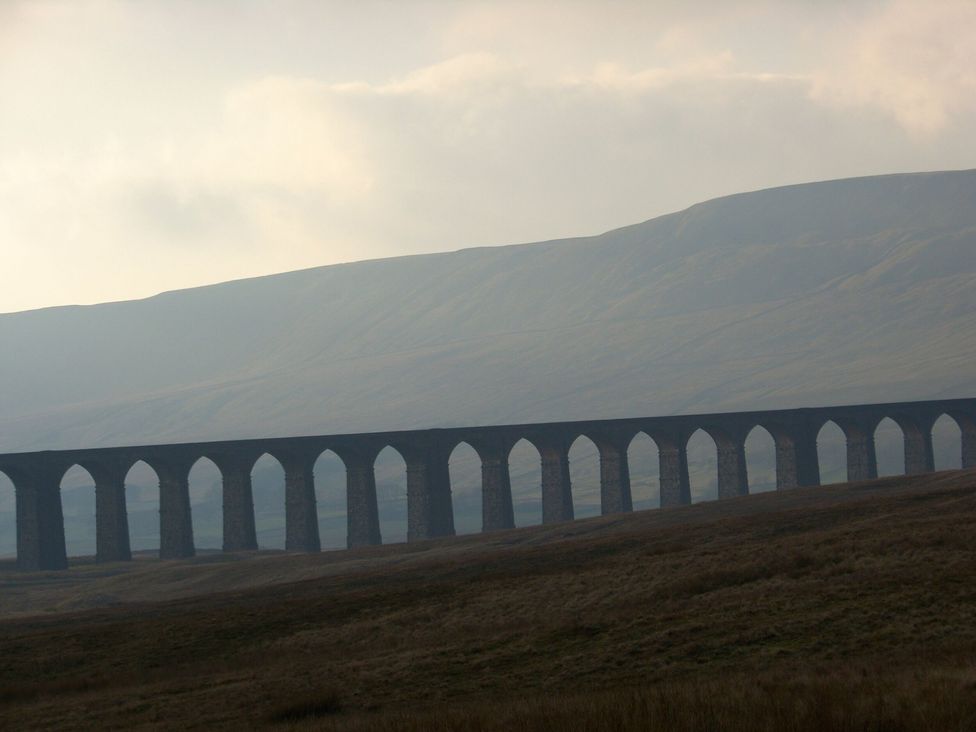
[1,470,976,729]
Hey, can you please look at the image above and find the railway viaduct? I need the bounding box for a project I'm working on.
[1,397,974,571]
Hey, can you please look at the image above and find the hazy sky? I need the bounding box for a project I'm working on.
[1,0,974,313]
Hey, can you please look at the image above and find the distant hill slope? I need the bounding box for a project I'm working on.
[1,169,975,453]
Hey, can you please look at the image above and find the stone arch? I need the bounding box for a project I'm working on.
[567,433,601,519]
[446,440,482,536]
[507,437,544,528]
[373,444,409,544]
[248,445,322,554]
[815,419,847,485]
[744,424,777,494]
[187,456,223,552]
[249,452,287,550]
[626,431,660,510]
[0,468,17,561]
[58,463,97,559]
[123,459,161,555]
[873,416,904,477]
[311,448,348,550]
[685,427,719,503]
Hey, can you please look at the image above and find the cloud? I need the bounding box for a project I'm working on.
[810,0,976,135]
[0,1,974,313]
[372,52,520,97]
[204,76,376,202]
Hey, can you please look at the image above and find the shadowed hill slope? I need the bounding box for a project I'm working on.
[1,469,975,729]
[1,169,975,453]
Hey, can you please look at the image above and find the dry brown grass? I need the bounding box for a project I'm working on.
[1,470,975,730]
[292,668,976,731]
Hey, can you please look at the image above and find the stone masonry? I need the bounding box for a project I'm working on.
[1,397,973,571]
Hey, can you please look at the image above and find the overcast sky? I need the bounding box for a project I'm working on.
[1,0,974,313]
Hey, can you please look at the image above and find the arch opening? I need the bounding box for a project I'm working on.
[124,460,160,555]
[816,421,846,485]
[874,417,904,477]
[628,432,660,510]
[933,414,963,471]
[375,446,408,545]
[251,453,286,550]
[310,450,346,549]
[447,441,481,536]
[0,469,13,561]
[187,456,222,553]
[745,425,776,495]
[687,429,718,503]
[59,464,97,560]
[509,438,543,528]
[568,434,600,519]
[313,449,347,550]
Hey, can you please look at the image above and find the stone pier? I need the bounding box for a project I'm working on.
[537,437,574,524]
[14,466,68,571]
[595,436,633,515]
[156,458,195,560]
[475,438,516,532]
[404,442,456,542]
[655,432,691,508]
[894,415,936,475]
[92,461,131,563]
[341,447,383,549]
[711,427,749,499]
[839,419,879,482]
[282,452,321,553]
[772,422,821,489]
[219,455,258,552]
[956,412,976,469]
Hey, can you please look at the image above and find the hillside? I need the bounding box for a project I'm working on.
[1,168,974,556]
[1,469,975,729]
[1,169,975,453]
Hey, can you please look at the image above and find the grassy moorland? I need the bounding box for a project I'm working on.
[1,470,976,730]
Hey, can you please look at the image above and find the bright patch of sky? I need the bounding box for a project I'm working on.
[1,0,974,312]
